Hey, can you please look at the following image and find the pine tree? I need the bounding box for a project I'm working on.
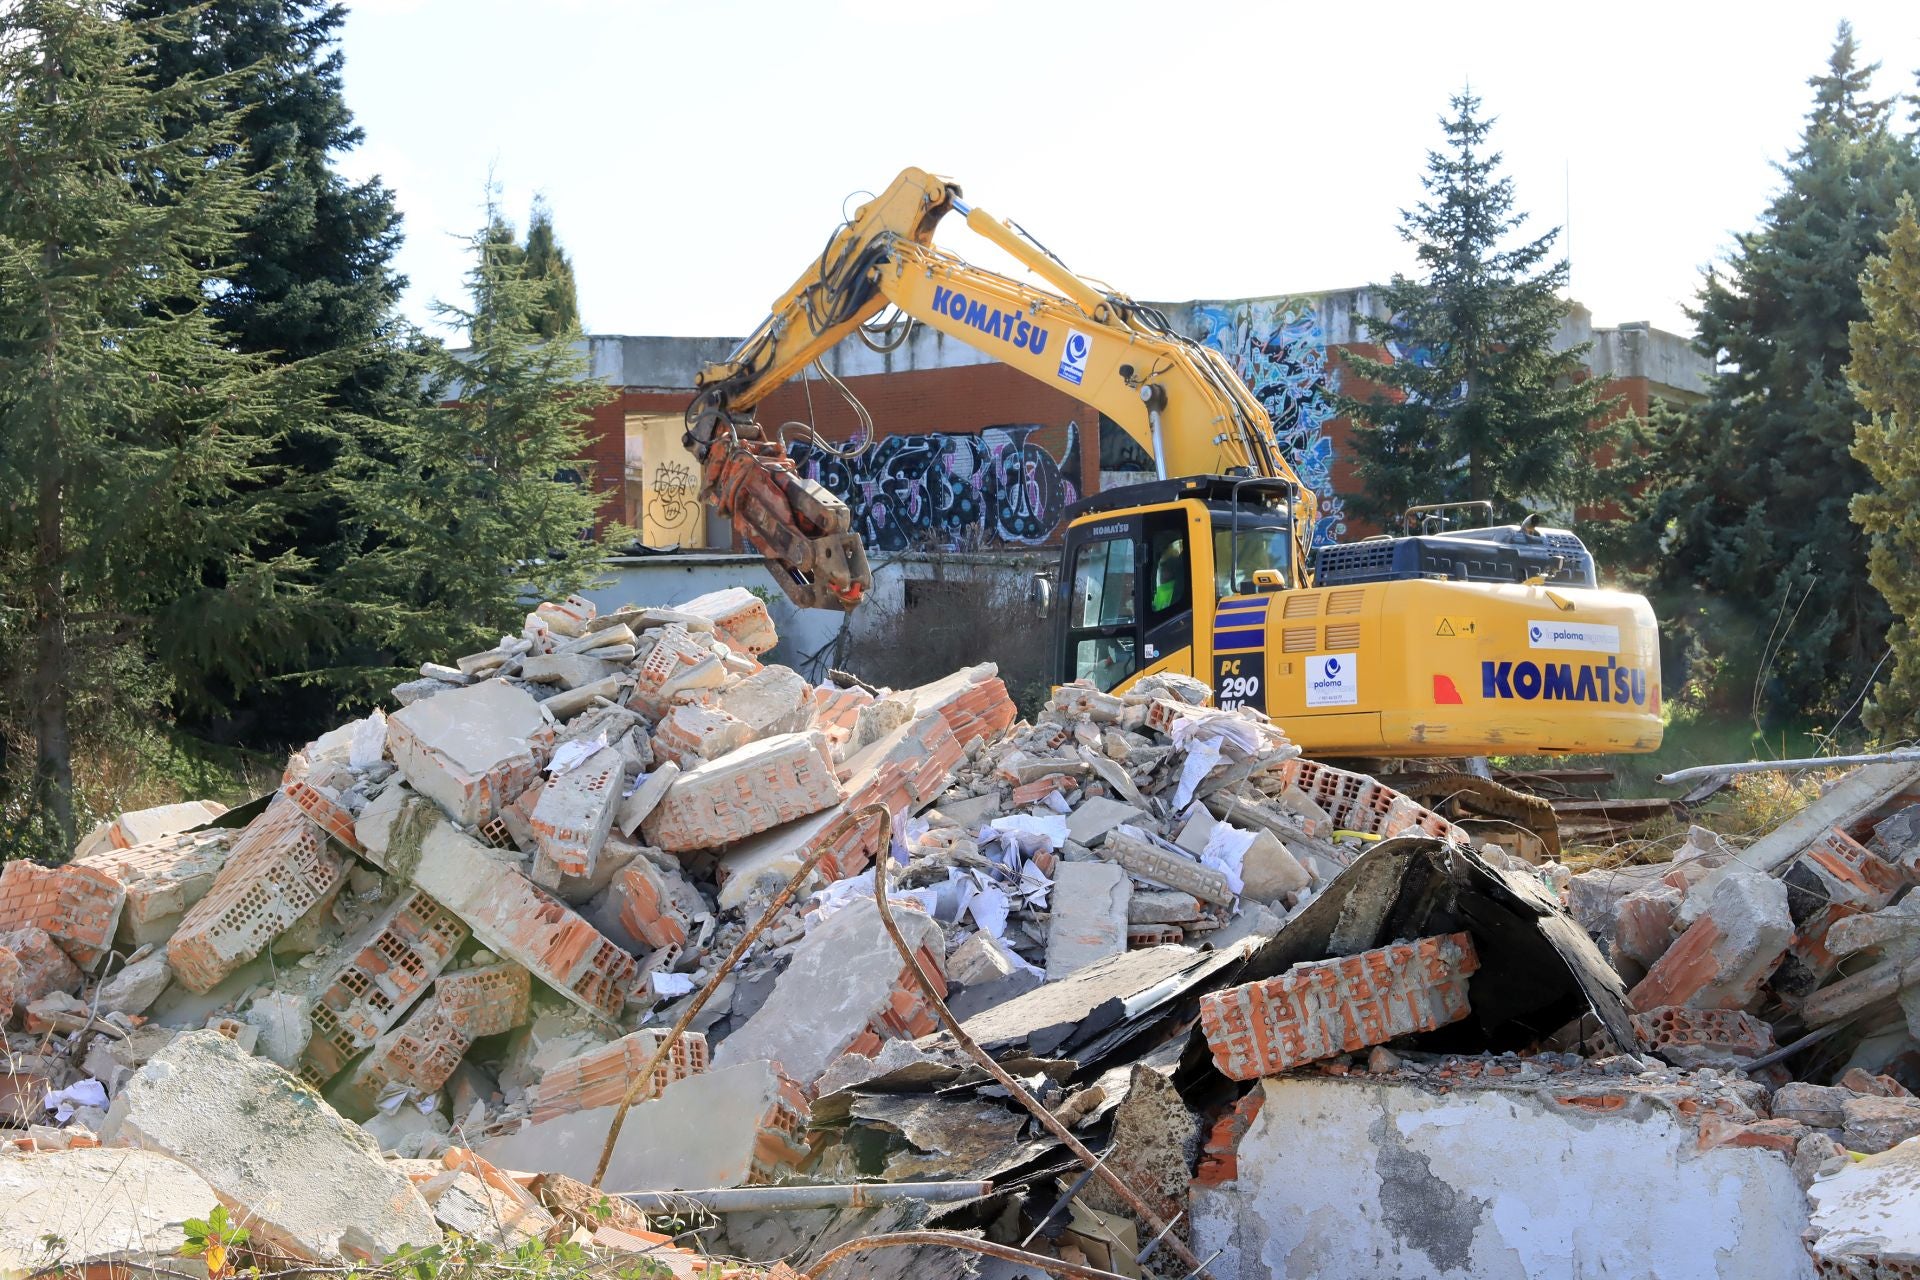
[0,1,324,851]
[1343,89,1618,527]
[1848,196,1920,735]
[1634,24,1920,722]
[338,216,613,670]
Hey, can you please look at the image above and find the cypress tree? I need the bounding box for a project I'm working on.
[1634,24,1920,722]
[1343,89,1618,527]
[0,1,324,852]
[1848,197,1920,735]
[337,214,613,670]
[522,199,581,341]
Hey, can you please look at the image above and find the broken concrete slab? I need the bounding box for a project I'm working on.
[1806,1133,1920,1273]
[1746,762,1920,875]
[714,899,945,1087]
[1045,862,1130,981]
[0,1147,220,1275]
[719,664,813,739]
[1065,796,1145,846]
[481,1059,808,1190]
[1190,1074,1813,1280]
[518,652,618,689]
[386,679,553,826]
[99,1030,442,1262]
[615,762,679,838]
[74,828,233,947]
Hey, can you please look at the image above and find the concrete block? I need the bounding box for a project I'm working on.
[1841,1096,1920,1155]
[437,961,532,1039]
[526,1028,709,1122]
[1239,828,1310,901]
[302,888,469,1083]
[74,829,233,946]
[653,703,752,769]
[100,1030,441,1262]
[387,680,553,825]
[359,800,633,1020]
[481,1060,807,1189]
[0,1147,221,1273]
[718,664,812,738]
[675,586,778,656]
[529,745,623,881]
[644,731,845,853]
[1100,829,1236,907]
[167,794,347,993]
[1129,891,1205,924]
[540,674,626,720]
[95,951,172,1018]
[714,899,945,1087]
[1046,862,1131,980]
[1200,933,1480,1079]
[1629,871,1792,1012]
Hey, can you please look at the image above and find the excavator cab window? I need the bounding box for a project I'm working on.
[1213,520,1291,597]
[1066,530,1138,691]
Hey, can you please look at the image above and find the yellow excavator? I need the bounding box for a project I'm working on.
[685,168,1662,760]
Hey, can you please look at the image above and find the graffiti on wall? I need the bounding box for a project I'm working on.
[1189,298,1347,546]
[788,422,1081,552]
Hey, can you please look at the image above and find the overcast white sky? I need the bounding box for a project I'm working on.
[335,0,1920,343]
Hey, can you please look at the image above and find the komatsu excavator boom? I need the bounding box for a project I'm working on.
[690,168,1664,759]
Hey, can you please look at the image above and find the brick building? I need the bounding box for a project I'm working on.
[567,288,1711,553]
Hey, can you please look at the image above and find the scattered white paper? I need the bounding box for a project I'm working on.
[989,813,1070,854]
[649,971,696,998]
[546,732,607,776]
[1201,822,1254,898]
[43,1078,109,1123]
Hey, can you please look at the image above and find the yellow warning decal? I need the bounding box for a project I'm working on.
[1434,615,1478,638]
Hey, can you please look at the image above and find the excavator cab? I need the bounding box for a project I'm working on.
[1051,477,1295,697]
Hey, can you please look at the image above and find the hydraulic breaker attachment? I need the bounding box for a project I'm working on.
[699,436,871,611]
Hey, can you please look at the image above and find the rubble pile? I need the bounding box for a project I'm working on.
[3,586,1920,1277]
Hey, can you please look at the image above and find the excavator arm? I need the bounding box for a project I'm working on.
[687,167,1317,610]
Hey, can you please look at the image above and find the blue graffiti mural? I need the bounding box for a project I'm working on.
[1188,299,1347,547]
[788,423,1081,553]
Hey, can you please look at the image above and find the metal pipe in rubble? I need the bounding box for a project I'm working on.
[869,837,1220,1280]
[1656,748,1920,786]
[802,1230,1140,1280]
[612,1181,993,1213]
[588,803,893,1189]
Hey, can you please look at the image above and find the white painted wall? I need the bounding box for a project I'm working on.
[1192,1076,1814,1280]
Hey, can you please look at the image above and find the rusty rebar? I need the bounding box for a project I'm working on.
[870,846,1216,1280]
[590,803,891,1188]
[800,1229,1137,1280]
